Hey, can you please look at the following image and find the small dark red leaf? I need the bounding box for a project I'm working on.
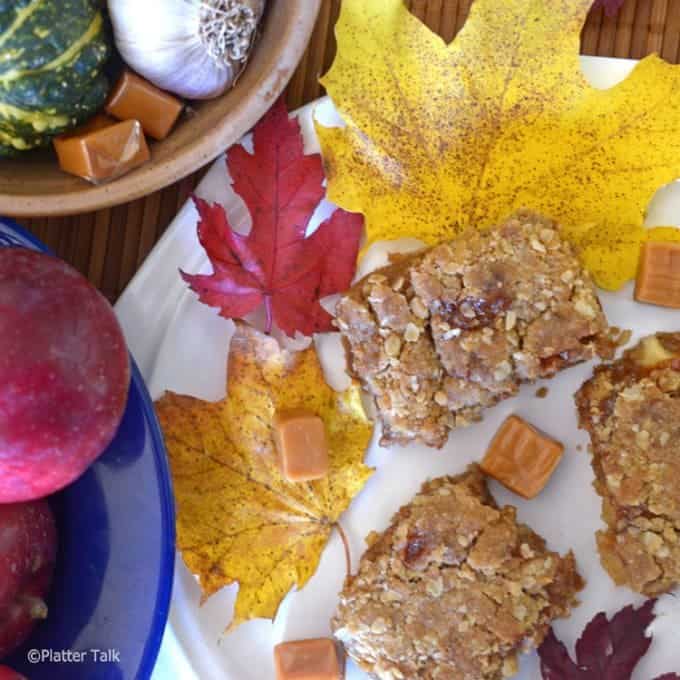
[587,600,654,680]
[539,600,659,680]
[182,98,363,337]
[574,612,611,672]
[539,629,582,680]
[591,0,625,17]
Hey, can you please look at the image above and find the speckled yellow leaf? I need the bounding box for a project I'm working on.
[562,223,680,289]
[317,0,680,289]
[155,323,373,630]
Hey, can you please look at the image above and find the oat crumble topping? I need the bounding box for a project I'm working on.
[333,465,583,680]
[575,333,680,595]
[335,210,611,448]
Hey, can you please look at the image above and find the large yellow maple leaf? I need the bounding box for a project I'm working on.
[155,323,373,630]
[317,0,680,289]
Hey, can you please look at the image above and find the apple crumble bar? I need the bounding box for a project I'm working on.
[332,465,583,680]
[575,333,680,595]
[335,210,611,447]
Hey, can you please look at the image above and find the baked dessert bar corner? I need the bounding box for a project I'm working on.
[575,332,680,595]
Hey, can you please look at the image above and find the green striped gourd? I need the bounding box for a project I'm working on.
[0,0,111,156]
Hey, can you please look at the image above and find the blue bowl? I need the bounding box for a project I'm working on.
[0,220,175,680]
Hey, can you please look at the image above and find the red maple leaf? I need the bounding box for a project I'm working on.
[181,99,363,337]
[538,599,672,680]
[591,0,625,17]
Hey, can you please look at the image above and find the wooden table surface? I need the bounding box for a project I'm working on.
[19,0,680,302]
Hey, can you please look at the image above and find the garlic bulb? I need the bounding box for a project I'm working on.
[108,0,266,100]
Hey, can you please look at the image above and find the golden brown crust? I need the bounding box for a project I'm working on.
[335,210,610,448]
[575,333,680,595]
[332,465,583,680]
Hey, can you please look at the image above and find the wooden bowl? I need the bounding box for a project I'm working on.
[0,0,321,217]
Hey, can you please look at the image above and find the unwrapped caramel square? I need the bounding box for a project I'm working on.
[53,118,149,183]
[273,409,329,482]
[106,70,183,140]
[274,638,343,680]
[481,415,564,499]
[635,241,680,309]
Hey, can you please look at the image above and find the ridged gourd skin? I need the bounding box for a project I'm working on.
[0,0,111,156]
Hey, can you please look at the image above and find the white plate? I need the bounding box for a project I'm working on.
[117,56,680,680]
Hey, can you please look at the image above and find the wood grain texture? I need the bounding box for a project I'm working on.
[19,0,680,301]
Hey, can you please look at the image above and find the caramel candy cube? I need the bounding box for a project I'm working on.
[274,638,343,680]
[106,70,183,141]
[54,118,149,183]
[481,415,564,499]
[273,409,329,482]
[635,241,680,309]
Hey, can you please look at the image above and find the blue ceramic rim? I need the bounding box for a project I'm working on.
[0,217,176,680]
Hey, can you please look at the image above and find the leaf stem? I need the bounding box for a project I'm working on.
[264,297,273,334]
[334,521,351,578]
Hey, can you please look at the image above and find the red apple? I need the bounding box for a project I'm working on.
[0,500,57,660]
[0,667,27,680]
[0,249,130,501]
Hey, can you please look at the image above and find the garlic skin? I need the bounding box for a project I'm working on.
[108,0,265,100]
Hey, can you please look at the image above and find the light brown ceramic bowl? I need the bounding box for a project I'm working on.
[0,0,321,217]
